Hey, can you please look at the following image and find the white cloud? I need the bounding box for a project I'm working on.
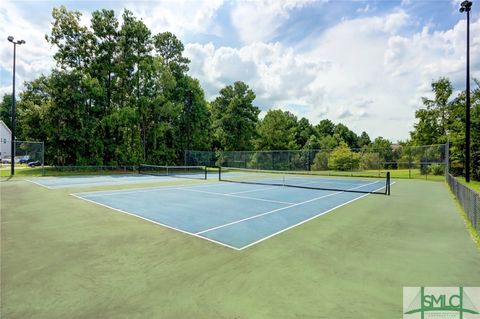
[185,41,330,114]
[231,0,318,44]
[124,0,224,38]
[357,4,371,13]
[0,1,55,94]
[187,10,480,141]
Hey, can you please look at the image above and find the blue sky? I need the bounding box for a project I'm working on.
[1,0,479,141]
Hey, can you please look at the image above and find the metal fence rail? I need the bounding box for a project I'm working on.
[447,173,479,235]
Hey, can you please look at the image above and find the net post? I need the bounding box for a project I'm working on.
[218,166,221,181]
[204,166,207,180]
[386,171,391,196]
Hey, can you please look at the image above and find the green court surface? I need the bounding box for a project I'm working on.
[1,178,479,318]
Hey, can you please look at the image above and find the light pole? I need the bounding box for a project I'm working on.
[460,0,472,182]
[7,36,25,176]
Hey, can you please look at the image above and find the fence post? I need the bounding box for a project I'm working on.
[445,141,450,177]
[408,146,412,179]
[377,151,381,177]
[41,141,45,176]
[307,149,312,171]
[350,151,353,177]
[288,151,291,170]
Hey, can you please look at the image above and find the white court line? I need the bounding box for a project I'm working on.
[47,179,159,189]
[74,182,220,197]
[178,187,295,205]
[74,183,197,196]
[70,193,240,251]
[196,181,381,235]
[237,181,396,250]
[35,176,186,189]
[24,179,53,189]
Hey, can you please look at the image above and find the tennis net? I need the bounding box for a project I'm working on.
[219,167,391,195]
[139,165,207,180]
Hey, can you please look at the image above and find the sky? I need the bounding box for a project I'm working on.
[0,0,479,142]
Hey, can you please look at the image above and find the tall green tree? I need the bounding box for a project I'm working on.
[334,123,359,149]
[17,77,51,144]
[114,9,152,110]
[153,31,190,77]
[316,119,335,137]
[295,117,315,148]
[0,94,13,131]
[410,78,454,145]
[175,76,212,153]
[370,137,394,163]
[46,6,93,70]
[471,89,480,181]
[51,70,103,165]
[254,109,299,150]
[358,131,371,147]
[409,77,480,177]
[471,81,480,180]
[90,9,119,112]
[211,81,260,150]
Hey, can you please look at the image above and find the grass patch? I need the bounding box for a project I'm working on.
[447,183,480,250]
[0,166,44,177]
[454,176,480,194]
[310,168,445,181]
[0,166,139,177]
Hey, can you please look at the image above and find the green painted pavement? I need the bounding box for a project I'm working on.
[1,178,479,318]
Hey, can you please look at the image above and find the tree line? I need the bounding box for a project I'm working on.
[410,77,480,180]
[0,7,478,180]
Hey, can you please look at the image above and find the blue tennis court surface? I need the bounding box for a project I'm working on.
[26,173,217,189]
[73,177,389,250]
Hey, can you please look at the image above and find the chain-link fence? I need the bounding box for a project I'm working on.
[44,165,137,176]
[1,140,44,171]
[15,140,44,162]
[447,173,480,235]
[186,144,448,180]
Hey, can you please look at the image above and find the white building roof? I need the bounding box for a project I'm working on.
[0,120,11,136]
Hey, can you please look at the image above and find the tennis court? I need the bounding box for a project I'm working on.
[26,165,212,189]
[4,169,479,319]
[72,169,391,250]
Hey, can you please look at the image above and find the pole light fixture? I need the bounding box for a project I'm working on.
[7,36,26,176]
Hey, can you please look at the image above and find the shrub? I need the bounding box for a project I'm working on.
[420,162,430,175]
[360,152,380,170]
[328,142,360,171]
[430,163,445,175]
[311,151,329,171]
